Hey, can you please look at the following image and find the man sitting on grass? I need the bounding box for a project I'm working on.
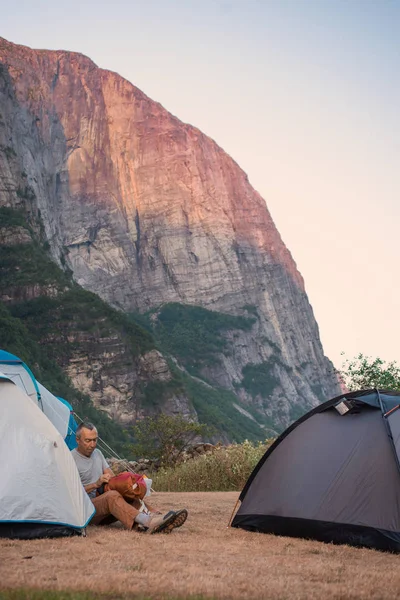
[71,422,188,534]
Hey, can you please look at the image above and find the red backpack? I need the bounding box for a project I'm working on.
[104,471,147,501]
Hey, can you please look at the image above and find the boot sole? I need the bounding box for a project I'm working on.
[150,509,188,534]
[161,509,188,534]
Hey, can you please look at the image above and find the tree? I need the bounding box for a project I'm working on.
[131,414,210,467]
[340,353,400,392]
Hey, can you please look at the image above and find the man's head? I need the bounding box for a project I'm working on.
[76,422,98,457]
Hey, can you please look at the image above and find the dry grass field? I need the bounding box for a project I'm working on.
[1,492,400,600]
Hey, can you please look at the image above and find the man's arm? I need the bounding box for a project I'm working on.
[83,468,114,495]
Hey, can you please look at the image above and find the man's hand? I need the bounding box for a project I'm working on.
[96,473,112,487]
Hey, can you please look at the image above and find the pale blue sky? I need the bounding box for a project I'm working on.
[1,0,399,368]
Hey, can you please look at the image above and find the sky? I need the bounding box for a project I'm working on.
[1,0,399,369]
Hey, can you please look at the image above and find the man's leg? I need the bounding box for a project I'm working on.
[91,490,139,529]
[91,490,189,534]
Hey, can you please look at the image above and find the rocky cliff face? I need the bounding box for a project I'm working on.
[0,37,340,432]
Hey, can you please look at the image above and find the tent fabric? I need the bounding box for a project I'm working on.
[0,351,40,404]
[232,515,400,553]
[386,407,400,473]
[57,397,78,450]
[232,388,400,552]
[0,523,85,539]
[37,382,71,439]
[0,350,72,443]
[0,378,94,538]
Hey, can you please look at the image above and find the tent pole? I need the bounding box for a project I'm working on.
[227,497,241,528]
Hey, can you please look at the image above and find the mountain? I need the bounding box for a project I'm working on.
[0,37,340,440]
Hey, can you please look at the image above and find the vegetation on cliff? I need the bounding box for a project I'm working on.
[0,207,156,452]
[240,361,279,399]
[180,372,267,441]
[146,302,255,376]
[130,304,269,441]
[0,207,267,444]
[0,301,130,453]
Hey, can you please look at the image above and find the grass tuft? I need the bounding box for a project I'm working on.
[152,439,273,492]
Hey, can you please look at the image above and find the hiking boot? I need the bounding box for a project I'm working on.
[146,509,188,534]
[162,509,188,530]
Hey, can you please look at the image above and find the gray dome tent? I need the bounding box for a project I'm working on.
[232,389,400,552]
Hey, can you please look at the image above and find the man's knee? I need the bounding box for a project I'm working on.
[104,490,123,503]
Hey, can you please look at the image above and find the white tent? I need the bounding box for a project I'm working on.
[37,381,71,439]
[0,372,94,538]
[0,350,73,442]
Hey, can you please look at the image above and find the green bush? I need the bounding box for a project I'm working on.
[131,414,210,466]
[340,353,400,392]
[152,439,273,492]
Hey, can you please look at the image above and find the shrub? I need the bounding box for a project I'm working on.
[152,439,273,491]
[340,353,400,392]
[131,414,210,467]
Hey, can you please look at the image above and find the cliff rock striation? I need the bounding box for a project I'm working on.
[0,37,340,434]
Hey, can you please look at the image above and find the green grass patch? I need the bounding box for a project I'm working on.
[311,383,325,403]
